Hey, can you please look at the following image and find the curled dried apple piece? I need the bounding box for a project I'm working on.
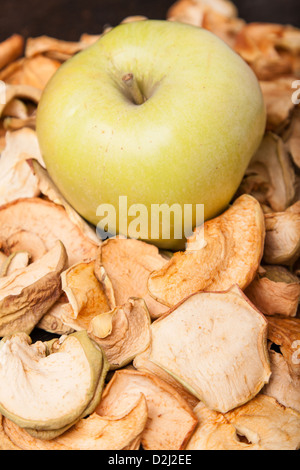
[61,260,115,331]
[263,202,300,266]
[0,34,24,70]
[96,369,197,450]
[88,298,151,369]
[144,285,270,413]
[148,195,265,308]
[0,198,99,266]
[0,240,67,336]
[2,394,147,450]
[245,265,300,317]
[0,128,44,205]
[186,394,300,450]
[283,108,300,168]
[0,84,41,116]
[238,132,295,212]
[0,330,109,439]
[96,237,168,318]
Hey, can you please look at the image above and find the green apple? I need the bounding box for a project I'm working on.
[36,20,266,250]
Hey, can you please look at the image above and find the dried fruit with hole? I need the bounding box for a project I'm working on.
[186,394,300,450]
[0,198,99,266]
[148,194,265,307]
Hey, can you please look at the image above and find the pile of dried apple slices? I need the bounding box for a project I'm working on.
[0,0,299,451]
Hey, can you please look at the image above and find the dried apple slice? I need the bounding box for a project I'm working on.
[283,108,300,168]
[27,158,100,245]
[0,240,67,336]
[88,298,151,369]
[95,237,168,318]
[237,132,295,212]
[0,84,41,116]
[0,128,44,205]
[263,344,300,413]
[61,260,115,331]
[0,250,30,277]
[245,265,300,317]
[0,330,109,438]
[144,285,270,413]
[148,195,265,308]
[96,369,197,450]
[263,202,300,266]
[0,34,24,70]
[2,394,147,450]
[0,198,99,266]
[186,394,300,450]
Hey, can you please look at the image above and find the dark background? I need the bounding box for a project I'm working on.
[0,0,299,42]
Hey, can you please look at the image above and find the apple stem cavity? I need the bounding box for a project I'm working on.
[122,73,145,106]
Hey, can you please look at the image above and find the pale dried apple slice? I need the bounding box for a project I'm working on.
[96,369,197,450]
[0,330,108,438]
[96,237,168,318]
[245,265,300,317]
[2,394,147,450]
[186,394,300,450]
[88,298,151,369]
[27,158,100,245]
[148,194,265,308]
[0,240,67,336]
[145,285,270,413]
[283,108,300,168]
[263,202,300,266]
[237,132,295,212]
[0,250,30,277]
[61,260,115,331]
[0,415,20,450]
[0,198,99,266]
[0,128,44,205]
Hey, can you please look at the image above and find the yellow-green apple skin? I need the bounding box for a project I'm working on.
[36,20,266,250]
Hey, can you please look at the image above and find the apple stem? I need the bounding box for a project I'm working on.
[122,73,145,105]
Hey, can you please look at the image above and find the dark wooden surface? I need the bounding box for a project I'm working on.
[0,0,299,42]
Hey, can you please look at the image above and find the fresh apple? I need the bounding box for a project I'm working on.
[36,20,266,250]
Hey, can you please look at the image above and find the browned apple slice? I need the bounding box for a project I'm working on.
[96,369,197,450]
[95,237,168,318]
[186,394,300,450]
[0,240,67,335]
[2,395,147,450]
[88,298,151,369]
[0,198,99,266]
[36,296,75,335]
[0,84,41,116]
[245,265,300,317]
[143,285,270,413]
[61,260,115,331]
[148,194,265,307]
